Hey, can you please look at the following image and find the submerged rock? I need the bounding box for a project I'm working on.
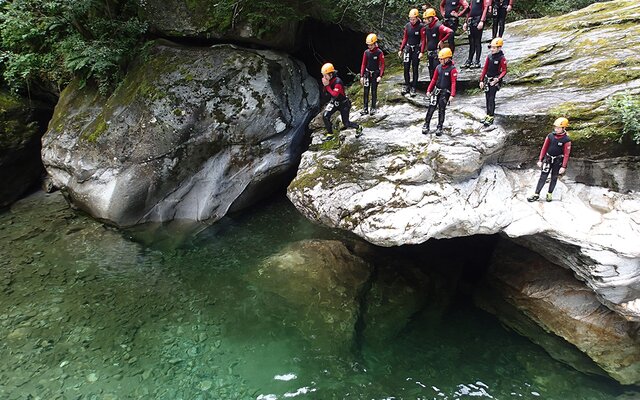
[248,240,371,351]
[42,40,318,226]
[478,239,640,385]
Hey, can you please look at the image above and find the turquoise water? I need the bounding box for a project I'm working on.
[0,192,636,400]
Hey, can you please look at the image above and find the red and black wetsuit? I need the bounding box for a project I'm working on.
[400,20,427,90]
[465,0,489,65]
[360,46,385,111]
[440,0,469,53]
[534,131,572,195]
[322,75,359,135]
[480,50,507,116]
[425,18,453,79]
[425,60,458,130]
[491,0,513,38]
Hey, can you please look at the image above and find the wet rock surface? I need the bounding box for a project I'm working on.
[42,40,319,227]
[478,239,640,385]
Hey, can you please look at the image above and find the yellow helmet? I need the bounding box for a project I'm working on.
[423,8,437,18]
[366,33,378,45]
[554,117,569,128]
[321,63,335,75]
[491,37,504,47]
[409,8,420,18]
[438,47,453,59]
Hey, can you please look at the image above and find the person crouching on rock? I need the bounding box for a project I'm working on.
[422,48,457,136]
[479,37,507,127]
[398,8,426,97]
[321,63,362,141]
[423,8,453,82]
[527,118,572,202]
[360,33,385,116]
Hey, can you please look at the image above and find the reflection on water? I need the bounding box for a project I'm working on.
[0,192,636,399]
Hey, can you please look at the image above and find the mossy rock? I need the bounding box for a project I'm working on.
[497,0,640,160]
[140,0,299,51]
[41,39,319,226]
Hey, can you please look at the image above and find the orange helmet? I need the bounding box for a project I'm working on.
[321,63,335,75]
[423,8,437,18]
[366,33,378,45]
[554,117,569,128]
[491,37,504,47]
[438,47,453,59]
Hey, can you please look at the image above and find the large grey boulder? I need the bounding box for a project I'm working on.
[42,40,319,226]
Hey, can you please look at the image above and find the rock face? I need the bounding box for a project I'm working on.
[287,0,640,383]
[247,239,371,351]
[477,239,640,385]
[140,0,299,51]
[0,91,49,207]
[288,101,640,321]
[497,0,640,190]
[42,40,319,226]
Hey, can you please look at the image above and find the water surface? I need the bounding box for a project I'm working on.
[0,192,635,399]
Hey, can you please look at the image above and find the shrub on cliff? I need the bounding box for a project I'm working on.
[608,91,640,145]
[0,0,147,96]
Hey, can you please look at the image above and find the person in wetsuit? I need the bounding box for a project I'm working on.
[463,0,489,68]
[360,33,385,116]
[479,37,507,126]
[321,63,362,141]
[490,0,512,39]
[398,8,426,96]
[527,118,572,202]
[422,47,458,136]
[423,8,453,82]
[439,0,469,54]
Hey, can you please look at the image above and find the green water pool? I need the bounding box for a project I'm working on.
[0,192,636,399]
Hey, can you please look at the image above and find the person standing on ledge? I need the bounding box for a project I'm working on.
[423,8,453,81]
[321,63,362,142]
[479,37,507,127]
[439,0,469,54]
[527,118,572,202]
[422,47,458,136]
[360,33,385,116]
[398,8,426,97]
[490,0,512,39]
[462,0,489,68]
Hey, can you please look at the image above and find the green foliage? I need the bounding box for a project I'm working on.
[511,0,600,19]
[0,0,147,95]
[607,91,640,145]
[201,0,409,38]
